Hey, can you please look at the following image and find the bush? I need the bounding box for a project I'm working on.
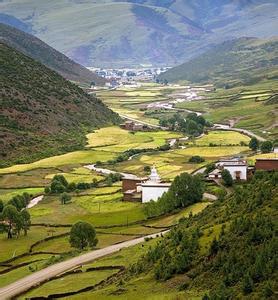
[260,141,273,153]
[60,192,71,205]
[221,169,233,186]
[188,155,205,163]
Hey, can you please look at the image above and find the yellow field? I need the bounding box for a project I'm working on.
[0,150,116,175]
[175,146,249,158]
[86,126,183,151]
[45,167,103,184]
[193,131,250,146]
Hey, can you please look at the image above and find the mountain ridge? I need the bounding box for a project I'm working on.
[158,36,278,87]
[0,0,277,67]
[0,22,105,85]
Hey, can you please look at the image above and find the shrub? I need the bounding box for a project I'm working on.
[189,155,205,163]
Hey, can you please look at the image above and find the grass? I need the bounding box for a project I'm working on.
[45,169,103,184]
[146,202,212,227]
[29,194,146,226]
[0,150,116,174]
[0,227,68,263]
[0,187,44,203]
[22,269,117,299]
[88,127,182,152]
[193,131,250,146]
[112,145,248,180]
[175,81,278,139]
[0,168,54,188]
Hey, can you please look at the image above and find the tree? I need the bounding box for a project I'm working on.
[260,141,273,153]
[50,180,66,194]
[67,182,77,192]
[0,199,3,213]
[60,192,71,205]
[20,209,31,236]
[205,163,216,175]
[69,221,98,249]
[144,166,151,173]
[249,137,259,151]
[1,205,21,239]
[221,169,233,186]
[170,173,204,208]
[53,175,68,187]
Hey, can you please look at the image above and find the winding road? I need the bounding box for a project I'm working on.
[0,231,168,300]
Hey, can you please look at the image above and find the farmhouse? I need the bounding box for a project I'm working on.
[120,120,147,131]
[255,158,278,171]
[122,166,170,203]
[210,159,248,180]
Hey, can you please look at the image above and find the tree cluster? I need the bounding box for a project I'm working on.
[45,174,99,195]
[249,137,274,153]
[159,113,212,137]
[0,194,31,239]
[144,173,204,217]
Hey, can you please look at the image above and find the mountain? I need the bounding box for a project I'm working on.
[0,23,105,85]
[0,0,277,67]
[0,42,119,167]
[159,37,278,87]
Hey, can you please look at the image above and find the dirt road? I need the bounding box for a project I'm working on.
[0,231,168,300]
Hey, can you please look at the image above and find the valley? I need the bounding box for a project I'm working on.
[0,79,277,299]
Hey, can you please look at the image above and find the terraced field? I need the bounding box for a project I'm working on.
[175,81,278,139]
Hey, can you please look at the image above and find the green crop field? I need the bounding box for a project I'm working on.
[175,81,278,139]
[86,126,182,152]
[193,131,250,146]
[0,187,44,203]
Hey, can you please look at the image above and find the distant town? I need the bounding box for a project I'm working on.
[87,66,171,87]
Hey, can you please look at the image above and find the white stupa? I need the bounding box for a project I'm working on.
[141,165,171,203]
[148,165,161,183]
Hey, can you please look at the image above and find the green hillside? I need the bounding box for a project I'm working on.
[0,0,277,66]
[0,23,105,85]
[159,37,278,87]
[125,171,278,299]
[0,42,120,167]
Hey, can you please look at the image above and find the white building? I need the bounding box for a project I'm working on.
[216,159,247,180]
[140,166,171,203]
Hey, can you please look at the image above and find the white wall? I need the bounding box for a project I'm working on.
[224,165,247,180]
[142,186,169,203]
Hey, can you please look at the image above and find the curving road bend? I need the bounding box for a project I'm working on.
[0,231,168,300]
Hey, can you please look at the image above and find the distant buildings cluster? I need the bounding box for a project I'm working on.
[87,66,170,87]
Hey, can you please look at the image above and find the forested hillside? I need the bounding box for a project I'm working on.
[130,171,278,298]
[0,0,277,66]
[0,43,119,166]
[159,37,278,87]
[0,23,105,85]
